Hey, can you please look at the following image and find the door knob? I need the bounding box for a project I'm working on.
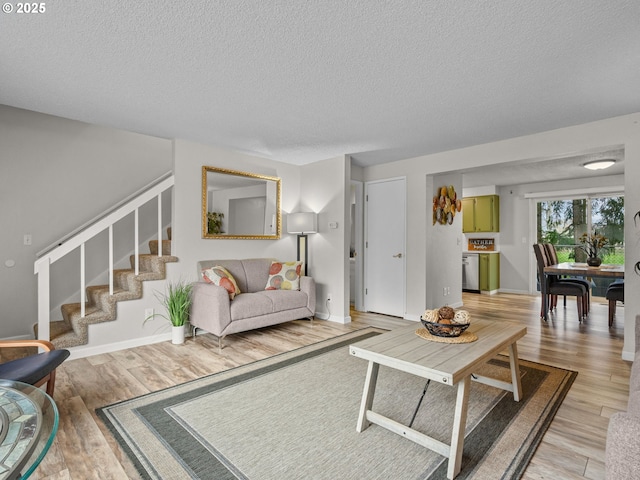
[393,253,403,258]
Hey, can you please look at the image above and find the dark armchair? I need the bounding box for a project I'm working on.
[0,339,70,397]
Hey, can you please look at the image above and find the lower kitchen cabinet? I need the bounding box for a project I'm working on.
[479,253,500,293]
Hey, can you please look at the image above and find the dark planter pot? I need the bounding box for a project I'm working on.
[587,256,602,267]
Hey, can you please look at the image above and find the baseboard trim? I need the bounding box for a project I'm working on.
[622,350,634,361]
[66,332,174,360]
[497,289,531,295]
[0,334,33,341]
[317,313,351,324]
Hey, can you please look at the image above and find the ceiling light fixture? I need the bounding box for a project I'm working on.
[583,159,616,170]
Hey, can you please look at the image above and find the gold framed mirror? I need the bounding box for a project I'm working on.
[202,166,281,239]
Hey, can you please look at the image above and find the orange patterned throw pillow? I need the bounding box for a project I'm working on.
[265,261,302,291]
[202,266,241,299]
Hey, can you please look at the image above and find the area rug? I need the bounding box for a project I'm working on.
[97,328,577,480]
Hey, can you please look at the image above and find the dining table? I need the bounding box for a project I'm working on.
[542,262,624,320]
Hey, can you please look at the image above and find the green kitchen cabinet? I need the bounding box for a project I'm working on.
[462,195,500,233]
[479,253,500,292]
[461,197,476,233]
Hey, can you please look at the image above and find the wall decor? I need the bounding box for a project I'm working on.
[432,185,461,225]
[468,238,495,251]
[202,166,281,239]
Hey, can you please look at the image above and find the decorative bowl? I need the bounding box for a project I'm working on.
[420,319,470,338]
[420,308,471,338]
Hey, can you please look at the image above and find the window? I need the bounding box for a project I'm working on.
[537,195,624,295]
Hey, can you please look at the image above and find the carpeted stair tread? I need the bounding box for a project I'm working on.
[61,303,102,320]
[130,254,178,272]
[38,247,178,350]
[148,240,172,256]
[47,320,81,345]
[113,269,138,290]
[47,320,73,338]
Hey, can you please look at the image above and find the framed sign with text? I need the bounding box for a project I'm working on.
[468,238,495,251]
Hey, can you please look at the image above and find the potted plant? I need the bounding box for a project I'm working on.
[207,211,224,234]
[578,231,608,267]
[146,279,193,344]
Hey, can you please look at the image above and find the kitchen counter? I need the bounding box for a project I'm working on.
[462,250,500,254]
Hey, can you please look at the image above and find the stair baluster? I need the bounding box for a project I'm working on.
[34,173,176,348]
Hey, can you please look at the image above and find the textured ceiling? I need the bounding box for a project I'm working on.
[460,148,625,188]
[2,1,639,171]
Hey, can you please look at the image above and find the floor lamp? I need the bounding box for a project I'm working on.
[287,212,317,276]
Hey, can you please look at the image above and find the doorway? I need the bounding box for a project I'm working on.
[364,177,406,317]
[350,181,364,311]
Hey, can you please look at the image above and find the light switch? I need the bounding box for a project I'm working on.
[23,234,32,246]
[329,222,338,229]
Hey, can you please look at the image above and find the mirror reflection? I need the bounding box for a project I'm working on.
[202,166,281,239]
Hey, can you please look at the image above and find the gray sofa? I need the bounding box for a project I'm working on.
[605,314,640,478]
[190,258,316,348]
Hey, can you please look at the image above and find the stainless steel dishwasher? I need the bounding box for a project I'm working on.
[462,253,479,292]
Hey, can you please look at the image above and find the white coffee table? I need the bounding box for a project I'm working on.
[349,319,527,479]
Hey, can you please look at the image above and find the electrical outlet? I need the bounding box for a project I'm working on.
[443,287,447,296]
[145,308,154,320]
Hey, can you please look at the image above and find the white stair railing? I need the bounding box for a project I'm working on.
[34,172,175,341]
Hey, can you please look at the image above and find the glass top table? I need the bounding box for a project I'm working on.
[0,380,59,480]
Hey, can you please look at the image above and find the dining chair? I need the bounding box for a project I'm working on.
[605,280,624,327]
[533,244,588,320]
[0,339,70,397]
[543,243,591,313]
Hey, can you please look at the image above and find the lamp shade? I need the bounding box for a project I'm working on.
[287,212,317,234]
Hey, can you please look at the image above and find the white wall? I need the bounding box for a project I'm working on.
[426,173,464,312]
[364,112,640,359]
[0,106,173,339]
[170,140,299,274]
[300,156,350,322]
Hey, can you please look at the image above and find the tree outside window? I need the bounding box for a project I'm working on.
[537,195,624,295]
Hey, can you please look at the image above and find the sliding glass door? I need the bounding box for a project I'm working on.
[536,194,624,295]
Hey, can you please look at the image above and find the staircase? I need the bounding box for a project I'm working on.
[34,172,176,349]
[37,232,177,349]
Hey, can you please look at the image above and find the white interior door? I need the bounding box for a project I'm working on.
[364,178,406,317]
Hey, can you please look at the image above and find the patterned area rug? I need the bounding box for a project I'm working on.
[97,328,576,479]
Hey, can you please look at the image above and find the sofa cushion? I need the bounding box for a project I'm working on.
[240,258,273,293]
[265,261,303,290]
[258,290,308,311]
[229,290,309,321]
[630,357,640,394]
[230,293,274,320]
[628,391,640,416]
[606,412,640,479]
[202,266,241,299]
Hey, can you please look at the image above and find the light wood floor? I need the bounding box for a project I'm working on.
[31,292,629,480]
